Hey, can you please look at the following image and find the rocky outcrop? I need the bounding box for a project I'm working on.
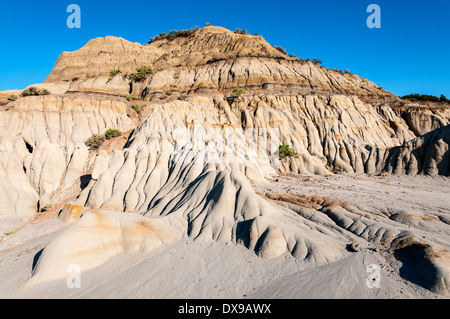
[45,36,163,82]
[1,25,449,295]
[382,125,449,175]
[399,107,450,137]
[0,94,135,217]
[45,27,393,99]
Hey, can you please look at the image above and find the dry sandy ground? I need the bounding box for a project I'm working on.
[0,174,448,299]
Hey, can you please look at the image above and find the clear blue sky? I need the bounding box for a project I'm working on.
[0,0,449,97]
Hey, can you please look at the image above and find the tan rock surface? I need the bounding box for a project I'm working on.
[0,25,449,297]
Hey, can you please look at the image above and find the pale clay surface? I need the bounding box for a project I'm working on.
[0,26,449,298]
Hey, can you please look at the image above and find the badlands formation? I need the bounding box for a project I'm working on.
[0,26,449,298]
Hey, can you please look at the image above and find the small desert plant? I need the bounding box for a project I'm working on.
[232,87,245,98]
[4,231,14,236]
[148,27,200,43]
[7,94,18,101]
[178,94,187,101]
[225,87,246,104]
[72,77,80,82]
[21,87,51,97]
[204,22,211,27]
[119,93,141,101]
[131,65,155,82]
[104,128,122,140]
[344,69,350,74]
[131,104,141,114]
[85,134,105,150]
[274,46,287,55]
[41,204,52,212]
[234,28,247,35]
[312,58,323,65]
[110,69,121,77]
[278,143,299,160]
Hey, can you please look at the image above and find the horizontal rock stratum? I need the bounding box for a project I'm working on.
[0,25,449,298]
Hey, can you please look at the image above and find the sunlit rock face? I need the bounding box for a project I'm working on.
[1,25,449,296]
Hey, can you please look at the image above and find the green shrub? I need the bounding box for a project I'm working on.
[131,104,141,114]
[232,88,245,98]
[104,128,122,140]
[21,87,51,97]
[7,94,18,101]
[119,94,141,101]
[110,69,121,77]
[278,143,299,160]
[274,46,287,55]
[312,58,323,65]
[225,88,246,104]
[148,27,199,43]
[72,77,80,82]
[4,231,14,236]
[401,93,449,104]
[85,134,105,150]
[41,204,52,212]
[204,22,211,27]
[131,65,155,82]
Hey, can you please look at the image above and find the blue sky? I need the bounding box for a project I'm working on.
[0,0,449,97]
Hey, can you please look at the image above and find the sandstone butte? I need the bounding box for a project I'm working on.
[0,25,449,298]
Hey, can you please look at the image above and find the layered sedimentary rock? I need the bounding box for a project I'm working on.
[1,25,449,295]
[44,36,163,82]
[0,94,134,216]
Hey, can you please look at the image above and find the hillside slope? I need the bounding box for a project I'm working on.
[0,25,449,298]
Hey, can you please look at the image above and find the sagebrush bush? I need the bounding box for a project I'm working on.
[312,58,323,65]
[21,87,51,97]
[274,46,287,55]
[130,65,155,82]
[131,104,141,114]
[8,94,18,101]
[278,143,299,160]
[148,27,199,43]
[119,94,141,101]
[110,69,121,77]
[224,88,246,104]
[104,128,122,140]
[85,134,105,150]
[41,204,52,212]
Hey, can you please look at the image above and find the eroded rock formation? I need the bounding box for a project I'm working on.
[1,25,449,295]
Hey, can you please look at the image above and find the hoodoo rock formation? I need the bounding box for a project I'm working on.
[0,26,449,298]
